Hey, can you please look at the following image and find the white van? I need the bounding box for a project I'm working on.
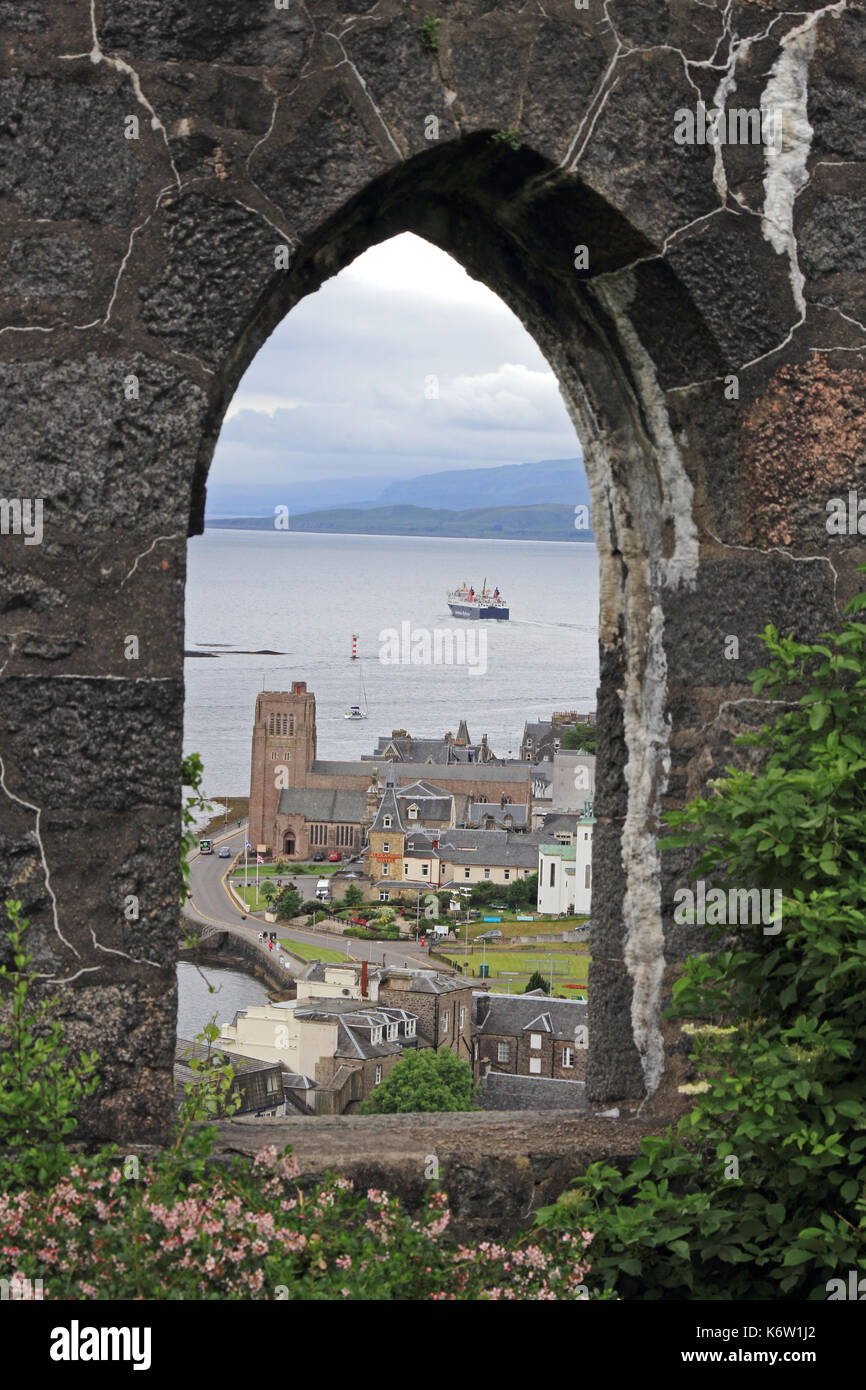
[315,878,331,902]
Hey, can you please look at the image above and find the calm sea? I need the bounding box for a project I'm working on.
[183,530,599,798]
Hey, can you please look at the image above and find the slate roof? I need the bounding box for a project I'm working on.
[473,992,587,1039]
[175,1039,279,1076]
[277,787,368,822]
[436,828,546,868]
[312,759,529,784]
[370,774,404,832]
[467,802,529,829]
[380,968,469,995]
[479,1072,587,1112]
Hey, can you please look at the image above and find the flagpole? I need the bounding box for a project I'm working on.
[245,839,249,909]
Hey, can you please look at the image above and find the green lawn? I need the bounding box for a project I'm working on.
[278,938,347,964]
[232,863,341,878]
[440,945,590,989]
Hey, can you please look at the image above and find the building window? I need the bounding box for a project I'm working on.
[464,868,471,880]
[266,1072,281,1094]
[383,816,392,829]
[529,1057,541,1075]
[459,1007,465,1030]
[422,864,429,877]
[473,1040,479,1061]
[375,1065,382,1086]
[441,1011,449,1033]
[404,863,410,876]
[387,1023,398,1040]
[563,1047,574,1069]
[549,862,556,887]
[530,1033,542,1050]
[408,805,418,820]
[405,1019,416,1037]
[504,869,510,881]
[379,891,390,902]
[585,864,591,889]
[484,868,491,880]
[268,714,275,734]
[382,864,389,876]
[497,1042,509,1063]
[289,715,294,736]
[382,841,389,853]
[373,1027,382,1044]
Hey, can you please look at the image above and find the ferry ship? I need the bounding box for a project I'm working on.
[447,579,509,620]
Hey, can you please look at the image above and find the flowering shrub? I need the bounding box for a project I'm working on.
[0,1145,593,1300]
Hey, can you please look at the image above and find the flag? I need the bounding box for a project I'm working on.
[256,855,264,865]
[245,841,252,850]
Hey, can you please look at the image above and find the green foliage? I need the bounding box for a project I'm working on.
[360,1049,478,1114]
[507,872,538,909]
[525,970,551,994]
[181,752,209,901]
[469,880,500,907]
[343,884,364,908]
[491,128,521,151]
[536,588,866,1298]
[562,724,596,754]
[0,902,100,1190]
[300,899,323,916]
[418,15,441,52]
[276,886,303,920]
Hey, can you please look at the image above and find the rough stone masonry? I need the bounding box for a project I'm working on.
[1,1,865,1145]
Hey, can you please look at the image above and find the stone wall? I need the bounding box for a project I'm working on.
[2,1,865,1142]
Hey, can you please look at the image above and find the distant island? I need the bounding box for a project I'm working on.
[204,457,594,543]
[207,502,594,543]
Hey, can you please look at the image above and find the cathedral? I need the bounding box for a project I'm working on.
[248,682,533,859]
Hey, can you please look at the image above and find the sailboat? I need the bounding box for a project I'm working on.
[344,643,368,719]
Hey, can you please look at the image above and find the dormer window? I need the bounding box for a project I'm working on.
[408,805,418,820]
[387,1023,398,1040]
[383,816,392,829]
[373,1027,383,1044]
[405,1019,416,1037]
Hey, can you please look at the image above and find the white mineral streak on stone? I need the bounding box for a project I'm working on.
[761,5,846,316]
[588,272,698,1093]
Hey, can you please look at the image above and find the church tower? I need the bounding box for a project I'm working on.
[248,682,317,852]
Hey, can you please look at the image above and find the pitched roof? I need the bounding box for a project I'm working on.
[276,787,368,822]
[312,759,529,784]
[479,1072,587,1112]
[473,992,587,1039]
[467,802,529,829]
[370,774,404,832]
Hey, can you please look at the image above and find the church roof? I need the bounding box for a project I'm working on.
[276,787,367,822]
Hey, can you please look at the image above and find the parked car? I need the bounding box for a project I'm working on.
[312,852,326,862]
[328,851,341,862]
[477,929,503,941]
[218,847,231,858]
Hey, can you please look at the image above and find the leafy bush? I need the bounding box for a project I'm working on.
[275,887,303,920]
[0,903,99,1190]
[360,1050,478,1114]
[418,15,441,52]
[537,590,866,1299]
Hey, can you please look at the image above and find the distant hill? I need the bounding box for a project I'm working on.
[374,458,588,511]
[205,456,588,520]
[207,502,594,542]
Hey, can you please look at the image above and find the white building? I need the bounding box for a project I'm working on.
[537,802,593,915]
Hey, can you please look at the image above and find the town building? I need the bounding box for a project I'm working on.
[248,683,532,856]
[537,801,594,915]
[472,990,589,1087]
[174,1039,286,1118]
[363,720,498,765]
[519,710,595,763]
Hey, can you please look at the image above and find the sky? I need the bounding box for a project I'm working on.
[207,232,581,508]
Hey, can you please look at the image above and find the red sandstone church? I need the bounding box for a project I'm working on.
[248,682,533,859]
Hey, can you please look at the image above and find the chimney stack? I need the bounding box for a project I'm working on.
[361,960,368,998]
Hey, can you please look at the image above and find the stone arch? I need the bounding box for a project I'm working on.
[1,2,860,1143]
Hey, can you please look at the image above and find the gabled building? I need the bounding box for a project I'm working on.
[537,800,594,915]
[472,991,588,1085]
[174,1039,286,1118]
[364,720,497,766]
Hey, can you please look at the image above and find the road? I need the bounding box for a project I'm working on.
[184,825,442,974]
